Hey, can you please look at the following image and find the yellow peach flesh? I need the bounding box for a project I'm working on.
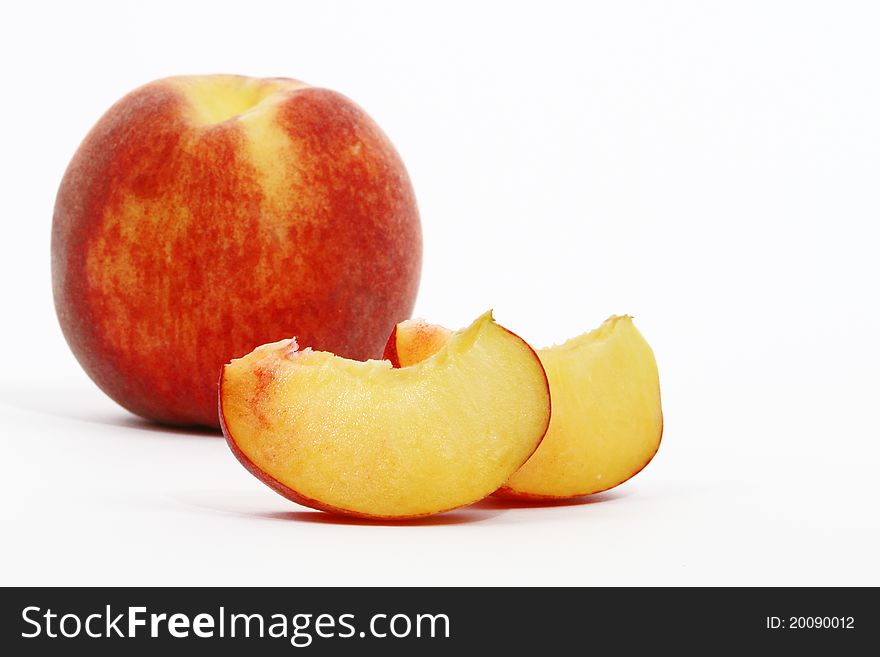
[390,319,454,367]
[501,316,662,498]
[220,312,550,517]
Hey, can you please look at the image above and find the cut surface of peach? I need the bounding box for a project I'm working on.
[385,315,663,499]
[220,311,550,518]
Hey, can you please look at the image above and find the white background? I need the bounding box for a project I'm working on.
[1,0,878,586]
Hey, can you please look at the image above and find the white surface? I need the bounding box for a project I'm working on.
[2,0,879,586]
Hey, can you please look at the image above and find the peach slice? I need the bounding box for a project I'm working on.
[383,319,454,368]
[220,312,550,518]
[384,315,663,499]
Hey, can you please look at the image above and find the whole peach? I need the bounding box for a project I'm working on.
[52,75,421,428]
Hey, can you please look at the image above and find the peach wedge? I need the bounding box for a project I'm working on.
[385,315,663,499]
[383,319,454,368]
[220,311,550,518]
